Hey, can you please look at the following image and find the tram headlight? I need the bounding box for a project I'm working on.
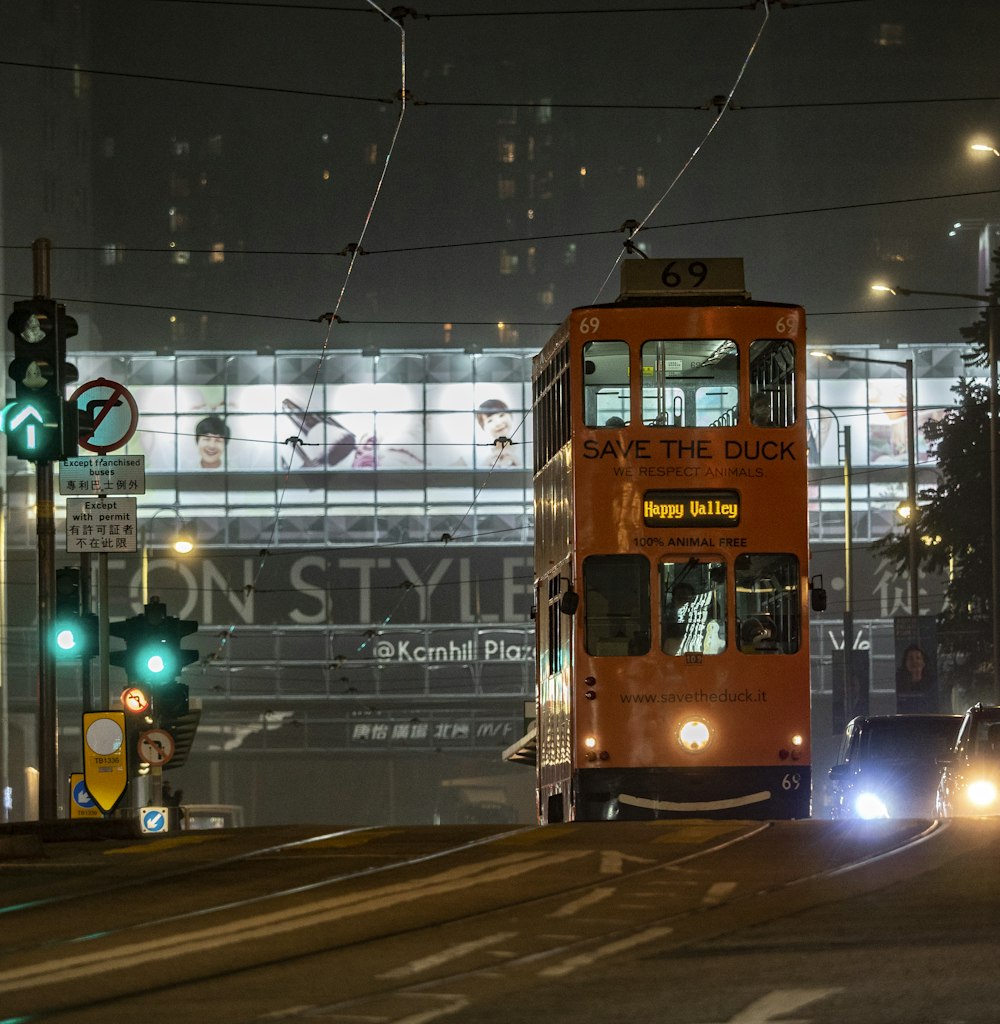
[966,778,998,809]
[677,718,712,753]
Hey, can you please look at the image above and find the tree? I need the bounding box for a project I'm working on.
[874,248,1000,704]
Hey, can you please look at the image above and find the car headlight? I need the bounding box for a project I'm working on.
[854,792,889,820]
[966,779,998,809]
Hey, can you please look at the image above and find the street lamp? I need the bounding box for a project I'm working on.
[970,142,1000,158]
[140,509,195,605]
[812,349,919,621]
[871,283,1000,702]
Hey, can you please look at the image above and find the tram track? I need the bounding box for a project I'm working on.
[0,816,967,1023]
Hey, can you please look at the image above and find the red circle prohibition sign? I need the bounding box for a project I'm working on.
[70,378,140,455]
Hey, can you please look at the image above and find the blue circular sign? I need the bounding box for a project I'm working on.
[72,778,96,809]
[141,808,167,834]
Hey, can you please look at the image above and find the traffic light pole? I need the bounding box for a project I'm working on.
[32,239,58,820]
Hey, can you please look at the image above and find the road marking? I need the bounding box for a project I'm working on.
[549,886,616,918]
[710,988,843,1023]
[537,926,674,978]
[600,850,655,874]
[377,932,517,979]
[703,881,738,905]
[0,850,590,994]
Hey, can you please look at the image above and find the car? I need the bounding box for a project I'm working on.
[936,703,1000,817]
[827,713,963,820]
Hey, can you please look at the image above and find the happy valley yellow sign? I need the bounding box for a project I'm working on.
[642,489,741,528]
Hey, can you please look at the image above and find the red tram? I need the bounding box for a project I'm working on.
[531,258,818,821]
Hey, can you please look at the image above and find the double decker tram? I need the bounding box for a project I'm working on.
[532,258,820,822]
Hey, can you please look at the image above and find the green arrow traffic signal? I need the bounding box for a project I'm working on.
[1,396,64,461]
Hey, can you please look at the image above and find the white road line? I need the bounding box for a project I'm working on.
[0,850,590,994]
[716,988,842,1023]
[548,886,616,918]
[703,881,738,905]
[600,850,655,874]
[377,932,518,979]
[537,926,674,978]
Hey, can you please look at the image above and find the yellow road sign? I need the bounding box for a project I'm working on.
[82,712,128,813]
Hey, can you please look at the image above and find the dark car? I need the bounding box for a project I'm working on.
[827,713,963,820]
[936,703,1000,817]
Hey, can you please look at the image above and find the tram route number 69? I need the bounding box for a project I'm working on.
[782,773,803,791]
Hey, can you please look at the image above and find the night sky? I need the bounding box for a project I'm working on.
[4,0,1000,353]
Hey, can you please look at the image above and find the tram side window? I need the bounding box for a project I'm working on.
[748,338,796,427]
[583,340,630,427]
[641,339,738,427]
[660,559,727,656]
[584,554,650,656]
[734,553,800,654]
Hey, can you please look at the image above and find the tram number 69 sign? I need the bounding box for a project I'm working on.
[138,729,175,766]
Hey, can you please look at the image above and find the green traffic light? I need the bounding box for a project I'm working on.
[55,626,78,652]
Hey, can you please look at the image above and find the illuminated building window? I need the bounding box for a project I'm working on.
[210,243,225,265]
[169,207,187,233]
[366,142,379,164]
[171,138,190,158]
[499,249,519,275]
[636,167,648,189]
[102,244,124,267]
[207,135,223,156]
[172,250,191,266]
[564,243,577,266]
[499,140,516,164]
[538,285,555,308]
[498,177,516,200]
[535,99,552,124]
[877,22,905,47]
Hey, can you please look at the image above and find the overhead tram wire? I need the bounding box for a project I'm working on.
[9,186,994,267]
[594,0,772,298]
[127,0,872,15]
[206,0,412,671]
[2,59,994,111]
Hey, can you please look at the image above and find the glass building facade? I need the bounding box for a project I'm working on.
[1,342,984,822]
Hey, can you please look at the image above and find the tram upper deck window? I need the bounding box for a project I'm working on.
[584,554,650,656]
[749,338,796,427]
[641,339,738,427]
[660,559,727,656]
[583,340,630,427]
[734,553,800,654]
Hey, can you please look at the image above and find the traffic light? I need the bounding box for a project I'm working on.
[109,598,199,686]
[51,566,98,660]
[4,298,79,461]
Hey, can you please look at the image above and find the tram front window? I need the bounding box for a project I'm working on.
[641,338,738,427]
[583,339,630,427]
[735,553,800,654]
[584,554,650,656]
[660,560,726,655]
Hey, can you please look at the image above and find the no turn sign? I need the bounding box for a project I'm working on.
[138,729,175,766]
[70,377,140,455]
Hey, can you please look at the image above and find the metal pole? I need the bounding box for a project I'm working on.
[80,552,93,713]
[843,425,855,723]
[989,303,1000,703]
[905,359,919,620]
[32,239,59,820]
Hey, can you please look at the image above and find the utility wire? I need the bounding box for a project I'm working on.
[3,188,996,261]
[3,59,993,110]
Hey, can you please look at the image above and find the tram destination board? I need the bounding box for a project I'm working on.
[619,258,747,298]
[642,489,741,528]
